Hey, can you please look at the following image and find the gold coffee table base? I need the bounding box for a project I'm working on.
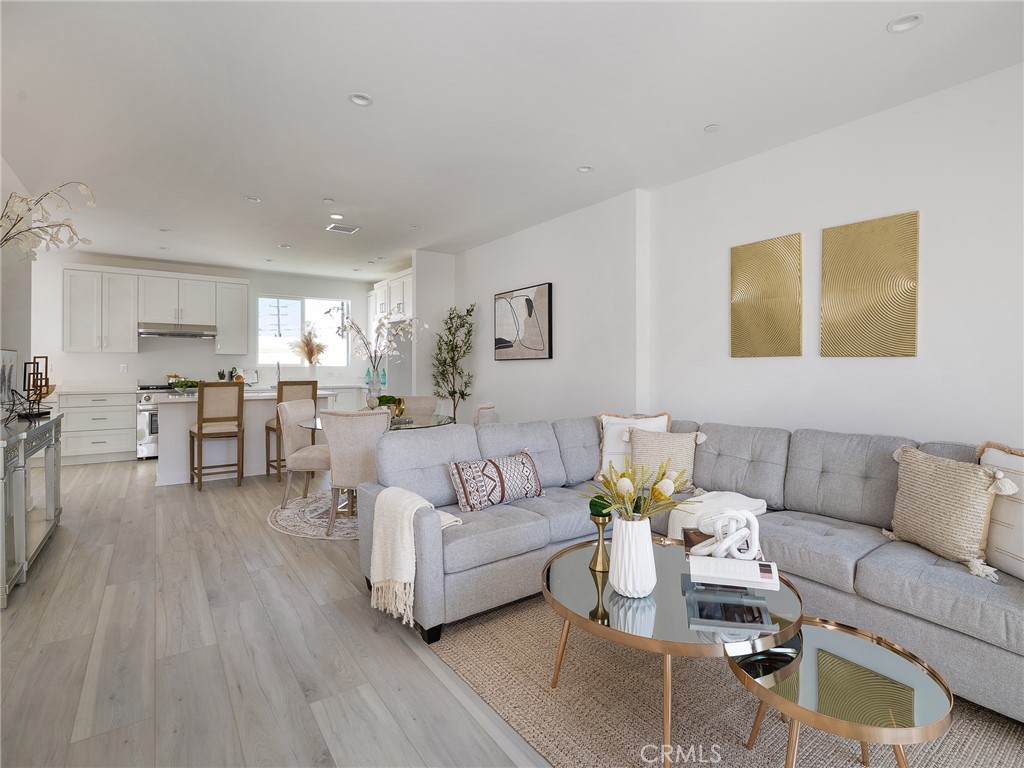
[746,699,910,768]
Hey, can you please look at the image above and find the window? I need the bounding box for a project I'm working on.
[258,295,350,366]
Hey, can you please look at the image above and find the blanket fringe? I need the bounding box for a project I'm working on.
[968,559,999,583]
[371,580,415,627]
[881,528,899,541]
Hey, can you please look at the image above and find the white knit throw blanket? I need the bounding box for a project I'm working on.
[370,487,461,627]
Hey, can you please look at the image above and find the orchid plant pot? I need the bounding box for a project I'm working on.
[367,369,382,404]
[608,517,657,598]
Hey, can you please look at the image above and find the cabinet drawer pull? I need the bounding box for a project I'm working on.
[91,417,107,421]
[91,399,108,402]
[91,441,107,444]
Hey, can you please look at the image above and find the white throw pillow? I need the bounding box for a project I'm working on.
[980,443,1024,580]
[595,412,671,479]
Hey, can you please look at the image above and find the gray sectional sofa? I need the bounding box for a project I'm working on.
[357,417,1024,722]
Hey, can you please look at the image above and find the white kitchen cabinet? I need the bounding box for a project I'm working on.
[397,273,413,317]
[215,282,248,355]
[58,391,136,461]
[139,276,216,324]
[102,273,138,353]
[376,269,414,319]
[63,270,138,353]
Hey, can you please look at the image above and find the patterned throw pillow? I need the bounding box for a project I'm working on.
[979,442,1024,580]
[595,412,671,479]
[449,451,543,513]
[629,428,705,490]
[891,446,1017,581]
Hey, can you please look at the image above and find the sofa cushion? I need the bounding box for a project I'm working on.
[759,510,890,593]
[476,421,567,488]
[919,441,979,463]
[440,504,550,574]
[855,541,1024,656]
[376,424,481,508]
[693,423,790,510]
[597,412,671,477]
[670,419,701,434]
[784,429,917,528]
[449,451,543,513]
[553,417,601,485]
[508,484,599,544]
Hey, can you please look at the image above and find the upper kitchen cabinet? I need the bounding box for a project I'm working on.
[374,268,414,321]
[215,282,248,355]
[63,270,138,353]
[139,276,216,324]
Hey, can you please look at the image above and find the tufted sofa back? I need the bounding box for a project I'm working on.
[693,423,791,510]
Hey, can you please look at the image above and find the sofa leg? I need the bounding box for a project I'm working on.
[419,624,443,644]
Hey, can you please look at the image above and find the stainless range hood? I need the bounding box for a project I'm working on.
[138,322,218,339]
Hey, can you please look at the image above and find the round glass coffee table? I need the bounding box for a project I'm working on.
[728,617,953,768]
[542,538,803,768]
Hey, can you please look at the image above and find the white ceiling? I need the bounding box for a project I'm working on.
[3,2,1021,281]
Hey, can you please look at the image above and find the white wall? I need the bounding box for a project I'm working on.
[651,64,1024,445]
[456,191,643,423]
[411,250,456,408]
[32,250,374,387]
[1,159,33,389]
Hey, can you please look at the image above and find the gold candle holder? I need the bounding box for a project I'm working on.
[589,566,609,625]
[589,513,611,572]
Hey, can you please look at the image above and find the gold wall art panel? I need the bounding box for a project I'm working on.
[820,211,919,357]
[817,649,915,728]
[730,233,802,357]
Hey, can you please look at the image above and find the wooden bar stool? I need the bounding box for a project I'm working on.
[265,379,317,481]
[189,381,244,491]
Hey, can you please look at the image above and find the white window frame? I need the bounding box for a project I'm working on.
[257,294,350,367]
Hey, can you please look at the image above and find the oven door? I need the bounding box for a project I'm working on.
[137,404,159,458]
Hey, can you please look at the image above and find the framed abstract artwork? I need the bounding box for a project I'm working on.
[494,282,552,360]
[730,233,803,357]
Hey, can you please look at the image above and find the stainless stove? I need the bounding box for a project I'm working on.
[137,384,176,458]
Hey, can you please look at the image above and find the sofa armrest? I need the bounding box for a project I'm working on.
[356,481,447,632]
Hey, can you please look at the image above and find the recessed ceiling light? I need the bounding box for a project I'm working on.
[330,214,344,220]
[376,256,385,260]
[407,224,420,229]
[159,228,171,233]
[349,93,373,107]
[245,196,261,203]
[322,198,335,205]
[704,124,721,134]
[887,12,924,33]
[278,244,291,249]
[576,165,594,173]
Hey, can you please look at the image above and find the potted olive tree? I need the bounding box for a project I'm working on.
[431,304,476,421]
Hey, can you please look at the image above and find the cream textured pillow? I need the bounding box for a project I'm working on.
[979,442,1024,580]
[629,428,705,490]
[890,446,1018,581]
[596,412,671,479]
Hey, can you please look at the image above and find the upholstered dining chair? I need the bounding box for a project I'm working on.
[396,395,438,416]
[277,399,330,508]
[319,409,390,536]
[474,402,498,425]
[266,379,318,481]
[189,381,245,492]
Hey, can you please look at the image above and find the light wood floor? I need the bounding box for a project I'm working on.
[2,460,548,768]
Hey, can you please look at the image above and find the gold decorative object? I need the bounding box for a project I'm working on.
[588,567,609,626]
[730,233,802,357]
[817,649,914,728]
[820,211,919,357]
[589,513,610,572]
[394,397,405,418]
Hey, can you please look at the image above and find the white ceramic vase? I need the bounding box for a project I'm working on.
[608,517,657,598]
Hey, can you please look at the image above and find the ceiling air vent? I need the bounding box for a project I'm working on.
[325,223,360,234]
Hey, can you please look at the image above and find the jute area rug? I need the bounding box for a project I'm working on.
[432,597,1024,768]
[267,490,358,540]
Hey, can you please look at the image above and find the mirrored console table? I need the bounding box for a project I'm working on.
[1,414,62,609]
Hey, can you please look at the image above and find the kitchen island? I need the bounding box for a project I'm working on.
[156,390,347,487]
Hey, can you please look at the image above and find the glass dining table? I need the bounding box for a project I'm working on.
[297,413,455,431]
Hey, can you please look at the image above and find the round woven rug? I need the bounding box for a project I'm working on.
[431,596,1024,768]
[267,490,358,540]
